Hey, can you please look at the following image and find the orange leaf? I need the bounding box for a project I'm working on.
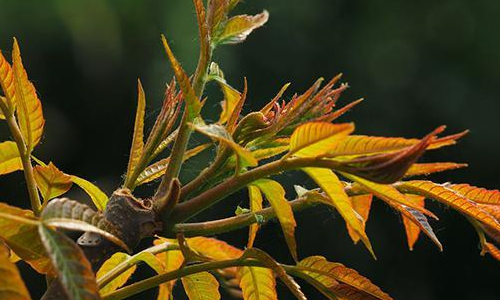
[0,243,31,300]
[401,195,425,251]
[0,141,22,175]
[33,162,72,202]
[448,183,500,206]
[346,194,373,245]
[481,242,500,262]
[404,162,467,177]
[0,50,16,115]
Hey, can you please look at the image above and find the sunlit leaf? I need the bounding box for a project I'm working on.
[251,138,290,161]
[125,80,146,182]
[448,183,500,206]
[70,175,108,211]
[248,185,263,248]
[251,179,297,261]
[238,266,277,300]
[215,10,269,45]
[186,236,243,261]
[181,271,221,300]
[298,256,393,300]
[216,78,241,125]
[38,224,100,300]
[404,162,468,177]
[0,141,22,175]
[136,144,210,186]
[194,123,257,168]
[0,242,31,300]
[401,195,425,251]
[97,253,136,294]
[33,162,72,202]
[304,167,375,258]
[0,50,16,115]
[0,202,53,275]
[346,194,373,245]
[397,181,500,233]
[207,0,229,37]
[12,38,44,152]
[289,122,354,157]
[154,238,185,300]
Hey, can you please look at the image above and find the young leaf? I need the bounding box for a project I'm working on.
[248,185,264,248]
[401,195,425,251]
[207,0,229,37]
[289,122,355,157]
[97,253,137,294]
[194,123,257,168]
[125,80,146,182]
[181,271,221,300]
[298,256,393,300]
[0,50,16,112]
[304,167,375,258]
[216,78,241,125]
[33,162,72,202]
[346,194,373,245]
[70,175,108,211]
[154,239,185,300]
[11,38,44,152]
[38,224,100,300]
[0,141,22,175]
[0,243,31,300]
[0,202,53,275]
[251,179,297,261]
[404,162,468,177]
[238,266,278,300]
[448,183,500,206]
[215,11,269,45]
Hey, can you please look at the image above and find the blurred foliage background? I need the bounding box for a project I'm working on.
[1,0,500,299]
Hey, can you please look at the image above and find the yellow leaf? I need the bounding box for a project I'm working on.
[33,162,72,202]
[11,38,44,152]
[216,11,269,45]
[404,162,468,177]
[0,141,22,175]
[401,195,425,251]
[252,138,290,161]
[448,183,500,206]
[154,239,184,300]
[289,122,354,157]
[181,271,221,300]
[70,175,108,211]
[238,266,277,300]
[251,179,297,261]
[125,80,146,183]
[217,79,241,124]
[304,168,375,258]
[186,236,243,260]
[0,50,16,115]
[346,194,373,245]
[97,253,137,294]
[248,185,263,248]
[0,243,31,300]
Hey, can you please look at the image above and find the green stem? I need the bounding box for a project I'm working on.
[0,101,41,215]
[102,258,263,300]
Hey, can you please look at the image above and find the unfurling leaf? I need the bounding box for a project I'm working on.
[181,271,221,300]
[304,167,375,258]
[251,179,297,261]
[97,253,136,294]
[297,256,393,300]
[125,80,146,183]
[70,175,108,211]
[401,195,426,251]
[11,38,44,152]
[0,141,22,175]
[0,242,31,300]
[238,266,277,300]
[448,183,500,206]
[289,122,354,157]
[207,0,229,36]
[248,185,263,248]
[346,194,373,245]
[38,224,100,300]
[215,10,269,45]
[404,162,468,177]
[0,202,53,275]
[33,162,72,202]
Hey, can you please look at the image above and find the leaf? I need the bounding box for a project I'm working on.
[216,11,269,45]
[448,183,500,206]
[216,78,241,125]
[298,256,392,300]
[248,185,264,248]
[238,266,277,300]
[70,175,108,211]
[0,243,31,300]
[97,253,137,294]
[401,195,425,251]
[194,123,257,168]
[0,141,22,175]
[346,194,373,245]
[404,162,468,177]
[11,38,44,152]
[42,198,128,251]
[251,138,290,161]
[125,80,146,181]
[251,179,297,261]
[289,122,355,157]
[154,239,185,300]
[135,144,210,185]
[481,242,500,262]
[0,202,53,275]
[161,35,201,121]
[186,237,243,261]
[33,162,72,202]
[39,225,100,300]
[396,181,500,233]
[0,50,16,114]
[207,0,229,37]
[304,168,375,258]
[181,271,221,300]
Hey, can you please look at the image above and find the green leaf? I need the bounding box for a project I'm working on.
[38,224,100,300]
[289,122,354,157]
[0,242,31,300]
[97,253,137,294]
[33,162,72,202]
[70,175,108,210]
[181,271,221,300]
[250,180,297,261]
[0,141,22,175]
[215,11,269,45]
[125,79,146,183]
[247,185,263,248]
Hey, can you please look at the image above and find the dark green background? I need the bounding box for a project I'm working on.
[1,0,499,299]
